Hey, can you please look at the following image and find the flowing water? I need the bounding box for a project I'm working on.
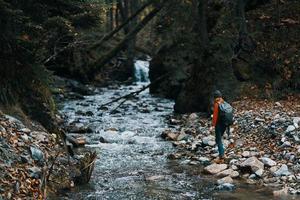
[58,60,277,200]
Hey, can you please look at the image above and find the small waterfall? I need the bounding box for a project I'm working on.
[134,59,150,83]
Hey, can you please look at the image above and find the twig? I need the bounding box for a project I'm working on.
[110,98,128,113]
[46,151,61,181]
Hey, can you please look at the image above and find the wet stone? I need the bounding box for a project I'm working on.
[216,183,235,191]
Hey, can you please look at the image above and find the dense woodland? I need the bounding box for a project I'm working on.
[1,0,299,128]
[0,0,300,198]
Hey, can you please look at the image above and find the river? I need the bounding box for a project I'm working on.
[58,60,276,200]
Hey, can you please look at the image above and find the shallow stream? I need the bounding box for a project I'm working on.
[58,61,276,200]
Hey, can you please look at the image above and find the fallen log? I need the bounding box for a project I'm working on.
[98,73,169,110]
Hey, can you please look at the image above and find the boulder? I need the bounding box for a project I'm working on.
[204,163,228,175]
[239,157,264,173]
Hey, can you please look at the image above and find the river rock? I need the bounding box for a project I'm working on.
[28,167,42,178]
[255,169,264,177]
[216,183,235,191]
[67,124,93,133]
[242,151,250,158]
[270,166,279,173]
[280,141,291,148]
[30,146,44,163]
[261,157,277,167]
[285,125,296,133]
[217,176,233,185]
[202,136,215,146]
[273,187,288,197]
[177,132,188,141]
[293,117,300,126]
[5,115,25,129]
[0,125,5,133]
[204,163,228,174]
[239,157,264,173]
[249,174,256,179]
[274,164,291,176]
[21,134,29,142]
[20,155,30,163]
[198,156,210,164]
[161,130,178,141]
[216,169,239,178]
[20,128,31,133]
[188,113,198,121]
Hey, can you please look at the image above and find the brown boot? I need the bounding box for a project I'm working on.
[214,157,225,164]
[228,142,235,149]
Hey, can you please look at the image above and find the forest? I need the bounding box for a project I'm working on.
[0,0,299,199]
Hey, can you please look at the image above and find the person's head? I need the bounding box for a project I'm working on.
[213,90,222,99]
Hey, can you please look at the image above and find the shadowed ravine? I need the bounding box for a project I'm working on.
[58,61,276,200]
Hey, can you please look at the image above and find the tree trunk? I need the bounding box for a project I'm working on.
[275,0,280,25]
[91,0,154,50]
[109,0,114,30]
[87,3,165,79]
[105,0,111,31]
[236,0,247,34]
[198,0,209,47]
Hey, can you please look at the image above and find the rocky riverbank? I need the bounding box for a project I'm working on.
[162,96,300,196]
[0,111,94,199]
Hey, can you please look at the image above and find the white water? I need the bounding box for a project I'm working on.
[134,59,150,83]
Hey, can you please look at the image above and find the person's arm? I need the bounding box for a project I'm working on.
[212,102,219,127]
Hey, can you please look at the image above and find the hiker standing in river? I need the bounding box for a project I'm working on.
[209,90,234,163]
